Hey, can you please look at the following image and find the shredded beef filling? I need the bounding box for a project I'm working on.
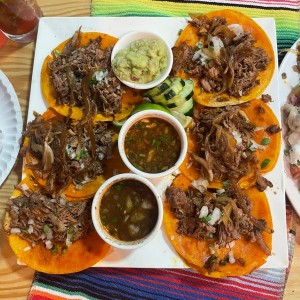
[5,190,93,250]
[165,181,273,271]
[22,112,114,196]
[171,15,271,98]
[189,105,273,191]
[48,28,122,117]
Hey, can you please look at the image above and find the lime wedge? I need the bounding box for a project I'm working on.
[131,102,171,114]
[113,102,171,130]
[171,111,194,129]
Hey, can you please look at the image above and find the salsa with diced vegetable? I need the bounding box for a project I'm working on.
[100,179,158,241]
[124,117,181,173]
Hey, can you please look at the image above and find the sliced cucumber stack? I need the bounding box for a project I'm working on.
[145,76,195,116]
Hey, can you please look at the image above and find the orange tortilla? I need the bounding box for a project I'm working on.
[175,9,275,107]
[163,173,273,277]
[41,31,143,121]
[179,99,281,188]
[22,108,113,200]
[4,177,111,274]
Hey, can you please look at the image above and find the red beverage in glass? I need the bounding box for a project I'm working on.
[0,0,42,43]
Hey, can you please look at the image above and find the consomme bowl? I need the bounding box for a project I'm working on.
[91,173,163,250]
[118,110,188,179]
[111,31,173,90]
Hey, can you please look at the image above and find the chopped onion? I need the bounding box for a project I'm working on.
[226,241,235,248]
[10,228,21,234]
[210,36,224,56]
[94,69,108,83]
[228,250,236,264]
[27,219,34,225]
[66,238,73,247]
[232,130,242,145]
[45,240,53,249]
[250,139,267,151]
[208,207,222,225]
[192,49,211,61]
[21,184,29,191]
[192,178,209,192]
[228,24,244,37]
[199,206,209,218]
[23,246,31,252]
[28,225,34,234]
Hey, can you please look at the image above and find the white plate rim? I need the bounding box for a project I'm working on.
[0,70,23,186]
[26,16,288,269]
[278,38,300,216]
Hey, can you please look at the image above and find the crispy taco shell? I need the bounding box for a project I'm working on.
[163,173,273,277]
[175,9,275,107]
[41,31,142,121]
[179,99,281,188]
[4,177,110,274]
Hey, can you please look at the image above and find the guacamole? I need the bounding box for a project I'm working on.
[112,38,168,84]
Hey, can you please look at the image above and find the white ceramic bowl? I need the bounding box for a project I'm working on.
[111,31,173,90]
[91,173,163,250]
[118,110,188,179]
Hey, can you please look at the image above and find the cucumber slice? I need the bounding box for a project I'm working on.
[170,97,194,116]
[145,78,172,98]
[152,77,185,104]
[165,79,194,108]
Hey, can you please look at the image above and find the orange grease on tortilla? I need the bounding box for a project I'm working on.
[163,173,272,277]
[175,9,275,107]
[41,32,142,121]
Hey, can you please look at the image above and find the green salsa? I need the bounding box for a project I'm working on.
[100,179,158,241]
[125,117,181,173]
[112,38,167,83]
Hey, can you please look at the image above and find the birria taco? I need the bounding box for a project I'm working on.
[179,99,281,191]
[41,28,142,122]
[3,177,110,274]
[22,108,116,200]
[172,9,275,107]
[163,173,273,277]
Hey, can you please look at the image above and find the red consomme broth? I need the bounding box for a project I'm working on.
[124,117,181,173]
[99,179,158,242]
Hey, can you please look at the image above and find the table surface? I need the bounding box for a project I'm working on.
[0,1,299,299]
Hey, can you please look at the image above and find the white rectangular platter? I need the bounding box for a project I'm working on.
[28,16,288,269]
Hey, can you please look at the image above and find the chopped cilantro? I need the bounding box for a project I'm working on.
[284,149,290,156]
[261,158,270,168]
[43,224,50,233]
[223,180,230,188]
[260,137,270,145]
[201,215,212,223]
[54,49,61,58]
[90,76,98,85]
[196,41,203,49]
[178,29,183,36]
[51,245,58,254]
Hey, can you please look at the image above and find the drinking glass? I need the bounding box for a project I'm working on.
[0,0,43,43]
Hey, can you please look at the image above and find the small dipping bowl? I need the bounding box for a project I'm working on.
[118,110,188,179]
[91,173,163,250]
[111,31,173,90]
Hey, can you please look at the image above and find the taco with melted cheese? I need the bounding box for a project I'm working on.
[22,108,115,200]
[3,177,110,274]
[41,28,142,122]
[163,173,273,277]
[172,9,275,107]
